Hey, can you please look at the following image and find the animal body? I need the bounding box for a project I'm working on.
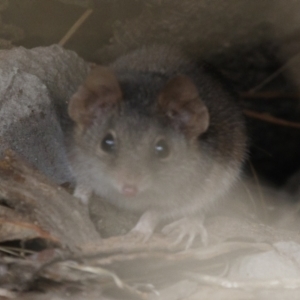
[67,45,247,247]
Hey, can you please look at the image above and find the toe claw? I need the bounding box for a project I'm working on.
[162,217,207,249]
[185,233,196,250]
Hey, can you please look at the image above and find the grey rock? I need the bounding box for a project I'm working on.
[0,45,90,184]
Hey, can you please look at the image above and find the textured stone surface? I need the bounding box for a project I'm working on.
[0,45,89,183]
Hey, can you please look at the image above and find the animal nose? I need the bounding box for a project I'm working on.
[121,184,138,197]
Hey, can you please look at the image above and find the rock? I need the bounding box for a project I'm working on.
[0,45,89,183]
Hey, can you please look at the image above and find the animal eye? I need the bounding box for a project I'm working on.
[101,132,116,153]
[154,138,170,159]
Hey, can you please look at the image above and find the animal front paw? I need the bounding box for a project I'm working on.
[123,210,158,243]
[162,217,208,249]
[73,184,93,205]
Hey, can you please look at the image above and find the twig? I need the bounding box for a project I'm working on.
[0,246,36,257]
[248,162,267,219]
[240,91,300,99]
[243,109,300,129]
[188,272,300,290]
[59,9,93,47]
[240,180,258,215]
[248,52,300,93]
[62,241,272,266]
[64,261,124,288]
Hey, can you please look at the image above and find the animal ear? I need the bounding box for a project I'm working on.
[68,66,122,127]
[157,75,209,138]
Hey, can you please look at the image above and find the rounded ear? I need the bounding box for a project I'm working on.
[68,66,122,127]
[157,75,209,138]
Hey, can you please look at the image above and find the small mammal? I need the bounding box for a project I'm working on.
[67,45,247,247]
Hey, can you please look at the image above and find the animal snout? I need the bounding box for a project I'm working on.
[121,184,139,197]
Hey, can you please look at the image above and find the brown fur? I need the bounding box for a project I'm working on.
[157,75,209,139]
[68,66,122,128]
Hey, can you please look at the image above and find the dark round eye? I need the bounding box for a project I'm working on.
[154,138,170,159]
[101,132,116,153]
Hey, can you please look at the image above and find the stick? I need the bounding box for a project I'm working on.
[248,52,300,94]
[240,91,300,99]
[243,109,300,129]
[59,9,93,47]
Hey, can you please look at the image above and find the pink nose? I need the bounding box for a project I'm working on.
[121,184,138,197]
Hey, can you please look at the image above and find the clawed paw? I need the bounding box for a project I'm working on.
[162,218,208,249]
[73,184,92,205]
[122,210,157,243]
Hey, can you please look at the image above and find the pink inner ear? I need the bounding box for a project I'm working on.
[158,75,210,137]
[68,66,122,127]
